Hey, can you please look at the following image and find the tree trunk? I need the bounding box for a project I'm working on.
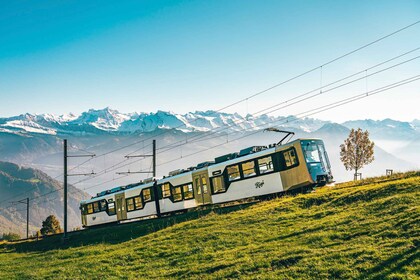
[354,168,358,181]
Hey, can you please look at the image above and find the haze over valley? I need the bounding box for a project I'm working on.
[0,107,418,197]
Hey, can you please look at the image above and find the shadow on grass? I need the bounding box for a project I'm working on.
[361,245,419,280]
[265,219,351,243]
[2,203,256,253]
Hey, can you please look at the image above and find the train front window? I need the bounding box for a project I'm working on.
[304,143,321,163]
[301,140,332,178]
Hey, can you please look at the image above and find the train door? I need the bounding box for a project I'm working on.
[115,193,127,221]
[81,213,87,227]
[193,171,212,205]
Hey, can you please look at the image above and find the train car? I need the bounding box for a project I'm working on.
[80,138,333,227]
[80,180,158,226]
[157,171,197,214]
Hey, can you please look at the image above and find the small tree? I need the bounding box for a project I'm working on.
[340,128,375,180]
[40,215,63,236]
[2,232,21,241]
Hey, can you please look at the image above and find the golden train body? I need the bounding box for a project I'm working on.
[80,138,333,227]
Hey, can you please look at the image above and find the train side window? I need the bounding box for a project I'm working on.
[134,196,142,209]
[242,161,256,178]
[284,149,298,167]
[126,198,135,212]
[258,156,273,174]
[172,186,183,202]
[93,202,100,213]
[108,202,116,215]
[143,188,152,202]
[100,200,107,211]
[183,184,194,199]
[161,183,171,198]
[227,165,240,181]
[87,203,93,214]
[212,176,226,193]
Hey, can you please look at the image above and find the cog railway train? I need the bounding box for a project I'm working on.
[80,138,333,227]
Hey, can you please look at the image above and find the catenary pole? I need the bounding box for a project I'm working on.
[64,139,68,238]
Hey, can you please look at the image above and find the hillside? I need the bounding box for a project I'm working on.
[0,172,418,279]
[0,161,89,237]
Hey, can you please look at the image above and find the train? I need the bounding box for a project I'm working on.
[80,138,333,227]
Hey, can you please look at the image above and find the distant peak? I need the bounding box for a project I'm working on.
[87,107,118,114]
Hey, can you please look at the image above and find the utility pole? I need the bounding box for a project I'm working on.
[153,139,156,177]
[26,197,29,240]
[11,198,30,239]
[117,139,160,217]
[64,139,67,238]
[152,140,160,217]
[63,139,95,238]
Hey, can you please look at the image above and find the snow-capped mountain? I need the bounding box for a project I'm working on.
[1,108,418,144]
[410,119,420,132]
[342,119,418,140]
[69,108,132,131]
[0,108,328,135]
[0,107,418,187]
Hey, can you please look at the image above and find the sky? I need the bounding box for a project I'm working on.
[0,0,419,123]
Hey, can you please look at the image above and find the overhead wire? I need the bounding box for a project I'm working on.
[21,52,420,202]
[45,20,420,185]
[215,20,420,112]
[2,20,419,210]
[128,51,420,157]
[118,75,420,171]
[48,20,420,162]
[117,46,420,159]
[3,54,418,209]
[58,74,420,195]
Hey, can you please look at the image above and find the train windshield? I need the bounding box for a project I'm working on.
[301,140,331,173]
[304,144,321,163]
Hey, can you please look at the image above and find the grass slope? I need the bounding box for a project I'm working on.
[0,172,419,279]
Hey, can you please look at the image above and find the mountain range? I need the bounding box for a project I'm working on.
[0,107,346,135]
[0,108,418,194]
[1,107,418,138]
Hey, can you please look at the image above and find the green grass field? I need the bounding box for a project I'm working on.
[1,172,419,279]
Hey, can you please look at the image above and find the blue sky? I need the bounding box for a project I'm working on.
[0,0,419,122]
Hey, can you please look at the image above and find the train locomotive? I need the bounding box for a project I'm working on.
[80,138,333,227]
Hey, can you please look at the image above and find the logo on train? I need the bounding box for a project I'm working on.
[255,180,264,188]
